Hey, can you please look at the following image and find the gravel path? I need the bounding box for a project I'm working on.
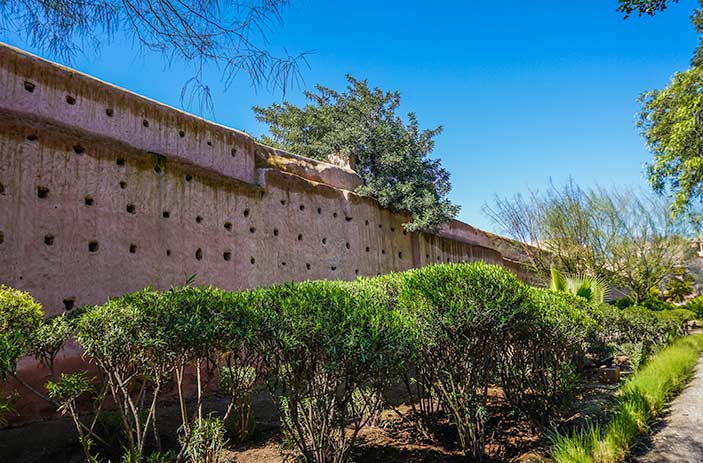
[637,356,703,463]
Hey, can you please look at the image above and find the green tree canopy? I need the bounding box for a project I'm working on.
[253,75,459,232]
[622,0,703,222]
[640,66,703,221]
[617,0,678,18]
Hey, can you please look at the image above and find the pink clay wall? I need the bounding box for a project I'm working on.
[0,43,532,424]
[0,42,530,316]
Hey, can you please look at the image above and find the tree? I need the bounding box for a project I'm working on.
[0,0,306,111]
[664,266,695,302]
[253,75,459,232]
[617,0,678,18]
[640,66,703,221]
[619,0,703,221]
[484,181,693,302]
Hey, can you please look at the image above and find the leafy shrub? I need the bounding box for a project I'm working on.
[215,290,262,442]
[685,295,703,318]
[0,285,43,425]
[46,372,99,460]
[8,262,692,463]
[654,308,697,329]
[73,289,173,461]
[179,416,227,463]
[612,293,680,312]
[612,295,635,309]
[639,296,677,312]
[391,263,528,459]
[592,305,674,348]
[255,280,415,463]
[0,285,43,380]
[589,304,685,370]
[501,288,596,424]
[29,313,71,376]
[159,286,229,452]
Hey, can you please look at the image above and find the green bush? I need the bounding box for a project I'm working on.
[639,296,678,312]
[67,286,261,462]
[0,285,43,380]
[501,288,596,424]
[390,262,528,459]
[29,314,71,376]
[0,285,44,426]
[46,372,99,459]
[685,295,703,318]
[255,280,415,463]
[612,294,679,312]
[158,285,262,446]
[73,289,173,461]
[654,308,696,332]
[587,303,690,371]
[7,262,692,463]
[592,305,676,347]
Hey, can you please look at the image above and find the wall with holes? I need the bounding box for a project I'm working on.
[0,43,530,319]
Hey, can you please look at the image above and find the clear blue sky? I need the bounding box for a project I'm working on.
[2,1,699,231]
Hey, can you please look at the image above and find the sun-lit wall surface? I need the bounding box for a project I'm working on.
[0,42,531,317]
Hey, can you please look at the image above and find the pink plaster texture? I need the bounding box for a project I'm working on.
[0,42,533,424]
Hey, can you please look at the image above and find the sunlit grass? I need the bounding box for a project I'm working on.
[549,424,601,463]
[551,334,703,463]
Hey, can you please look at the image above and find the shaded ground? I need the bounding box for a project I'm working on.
[635,357,703,463]
[224,394,543,463]
[0,378,623,462]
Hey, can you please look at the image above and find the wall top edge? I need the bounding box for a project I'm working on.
[0,42,357,190]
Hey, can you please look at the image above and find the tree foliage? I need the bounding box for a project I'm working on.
[617,0,678,18]
[0,0,306,111]
[485,181,693,301]
[622,0,703,219]
[640,66,703,219]
[664,266,695,302]
[254,75,459,232]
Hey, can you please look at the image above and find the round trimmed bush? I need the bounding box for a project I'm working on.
[390,262,529,459]
[0,285,43,380]
[254,280,415,463]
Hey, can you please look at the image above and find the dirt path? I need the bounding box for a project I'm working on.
[637,356,703,463]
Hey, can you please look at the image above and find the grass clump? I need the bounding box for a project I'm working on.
[551,334,703,463]
[550,424,601,463]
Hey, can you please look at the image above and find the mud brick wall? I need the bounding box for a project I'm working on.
[0,43,536,427]
[0,42,532,317]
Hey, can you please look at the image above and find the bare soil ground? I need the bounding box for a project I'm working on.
[0,377,622,463]
[223,393,543,463]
